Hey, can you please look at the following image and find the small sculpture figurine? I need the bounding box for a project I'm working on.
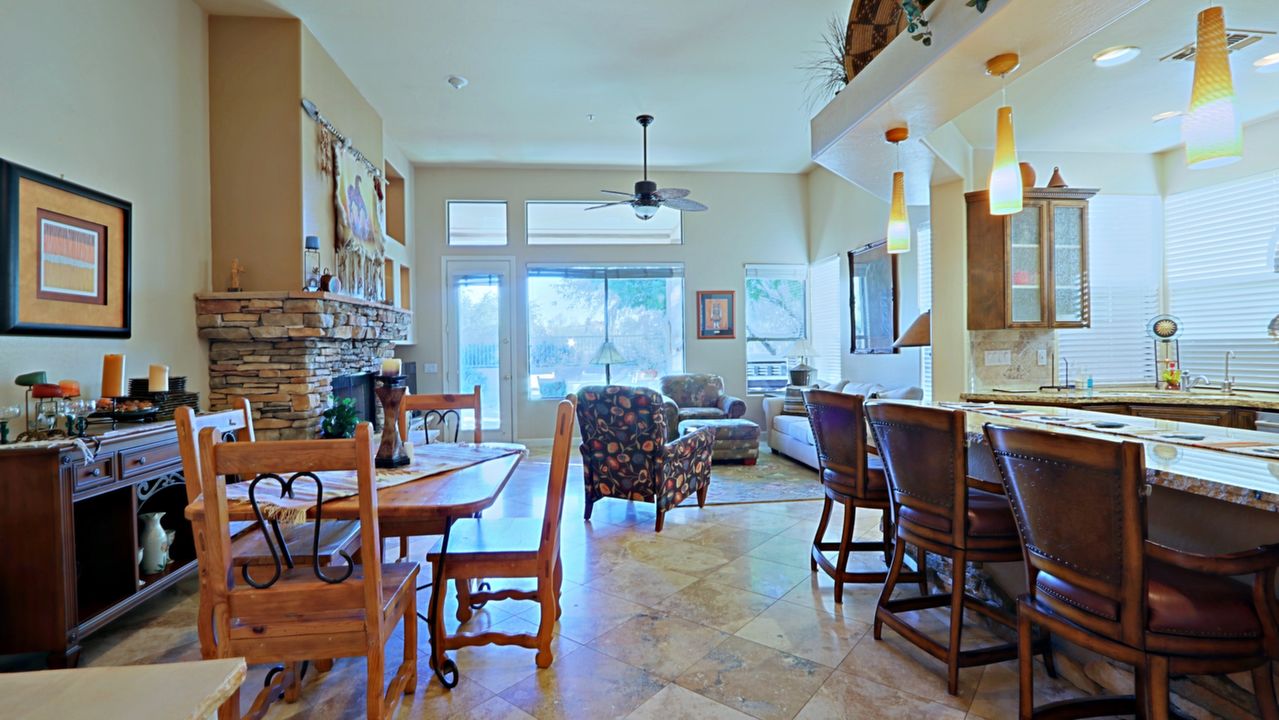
[228,258,246,292]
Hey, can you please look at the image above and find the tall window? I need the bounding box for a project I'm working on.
[1057,196,1161,385]
[526,264,685,397]
[745,264,807,393]
[447,201,507,246]
[1165,171,1279,390]
[526,201,682,244]
[809,257,842,383]
[916,222,933,401]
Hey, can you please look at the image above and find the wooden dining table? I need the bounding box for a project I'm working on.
[185,451,523,689]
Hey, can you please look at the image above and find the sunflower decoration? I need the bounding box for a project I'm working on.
[1146,314,1182,342]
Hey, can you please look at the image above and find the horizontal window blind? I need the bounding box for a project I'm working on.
[1165,171,1279,390]
[916,223,933,401]
[527,264,683,279]
[810,256,842,383]
[1056,196,1161,385]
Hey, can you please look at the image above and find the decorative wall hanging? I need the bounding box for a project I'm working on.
[848,241,899,354]
[332,143,386,303]
[696,290,735,339]
[0,159,131,337]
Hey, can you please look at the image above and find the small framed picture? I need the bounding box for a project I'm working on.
[0,159,132,337]
[696,290,735,339]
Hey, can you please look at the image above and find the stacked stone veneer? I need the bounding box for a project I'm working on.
[195,292,410,440]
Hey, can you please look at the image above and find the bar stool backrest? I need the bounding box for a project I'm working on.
[802,390,869,493]
[865,402,967,543]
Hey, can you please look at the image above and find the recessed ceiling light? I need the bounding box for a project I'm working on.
[1152,110,1182,123]
[447,75,468,90]
[1256,52,1279,73]
[1092,45,1142,67]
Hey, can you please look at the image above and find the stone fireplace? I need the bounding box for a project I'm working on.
[195,291,411,440]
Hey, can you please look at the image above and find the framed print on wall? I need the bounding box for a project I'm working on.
[696,290,735,339]
[0,159,131,337]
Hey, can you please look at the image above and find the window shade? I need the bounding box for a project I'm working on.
[527,264,684,279]
[916,223,933,401]
[1165,171,1279,390]
[1056,196,1161,385]
[810,257,842,383]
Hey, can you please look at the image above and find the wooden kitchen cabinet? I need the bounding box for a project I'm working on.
[1128,404,1257,429]
[966,187,1098,330]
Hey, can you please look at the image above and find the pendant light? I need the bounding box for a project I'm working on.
[986,53,1022,215]
[885,127,910,254]
[1184,6,1242,169]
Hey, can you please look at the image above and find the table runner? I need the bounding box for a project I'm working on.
[944,403,1279,460]
[223,442,526,524]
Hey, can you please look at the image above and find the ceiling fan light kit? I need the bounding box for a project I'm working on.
[586,114,709,220]
[885,127,911,254]
[986,52,1023,216]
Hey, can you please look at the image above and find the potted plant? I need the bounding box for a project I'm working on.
[320,396,359,439]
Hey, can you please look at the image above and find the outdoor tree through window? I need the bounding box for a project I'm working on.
[745,264,807,393]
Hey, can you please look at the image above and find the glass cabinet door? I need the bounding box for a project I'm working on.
[1051,201,1088,326]
[1007,201,1046,325]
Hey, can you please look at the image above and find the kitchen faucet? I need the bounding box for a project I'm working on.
[1222,351,1236,394]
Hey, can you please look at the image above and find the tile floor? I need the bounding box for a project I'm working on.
[81,450,1091,719]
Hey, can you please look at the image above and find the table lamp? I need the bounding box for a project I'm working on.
[894,311,931,348]
[786,338,818,386]
[591,340,627,385]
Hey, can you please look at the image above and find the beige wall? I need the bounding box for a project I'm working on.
[929,180,969,401]
[0,0,210,413]
[383,138,416,344]
[805,167,924,389]
[408,167,807,440]
[1158,114,1279,196]
[208,16,301,291]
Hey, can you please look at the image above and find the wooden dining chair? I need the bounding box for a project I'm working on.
[175,402,362,664]
[986,423,1279,719]
[427,398,575,669]
[865,401,1054,696]
[193,423,418,720]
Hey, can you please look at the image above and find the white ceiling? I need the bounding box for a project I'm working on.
[197,0,851,172]
[951,0,1279,153]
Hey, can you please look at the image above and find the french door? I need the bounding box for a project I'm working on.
[443,258,514,441]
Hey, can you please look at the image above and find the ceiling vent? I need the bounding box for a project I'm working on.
[1160,28,1274,62]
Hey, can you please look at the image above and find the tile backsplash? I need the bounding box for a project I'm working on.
[969,329,1054,392]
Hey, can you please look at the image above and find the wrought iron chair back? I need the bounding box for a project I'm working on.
[398,385,482,445]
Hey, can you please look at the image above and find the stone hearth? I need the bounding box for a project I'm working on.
[195,291,410,440]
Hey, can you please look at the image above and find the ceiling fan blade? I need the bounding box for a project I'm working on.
[655,188,690,200]
[662,197,708,212]
[584,200,633,211]
[600,189,635,197]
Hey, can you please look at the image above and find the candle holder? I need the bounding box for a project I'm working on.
[373,374,410,468]
[304,235,322,291]
[0,405,19,444]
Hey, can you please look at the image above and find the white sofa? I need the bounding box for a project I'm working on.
[762,381,924,469]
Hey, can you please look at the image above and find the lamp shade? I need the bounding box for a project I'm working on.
[886,171,911,254]
[786,338,817,358]
[1184,6,1242,169]
[989,106,1023,215]
[591,340,627,365]
[893,310,931,348]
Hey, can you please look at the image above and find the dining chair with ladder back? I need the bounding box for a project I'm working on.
[986,422,1279,719]
[802,389,924,604]
[175,401,362,687]
[427,398,575,668]
[192,423,418,720]
[865,401,1055,696]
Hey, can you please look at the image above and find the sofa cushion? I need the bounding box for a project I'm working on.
[841,382,886,397]
[773,414,814,445]
[875,385,924,400]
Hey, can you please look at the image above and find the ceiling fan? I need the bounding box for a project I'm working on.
[586,114,709,220]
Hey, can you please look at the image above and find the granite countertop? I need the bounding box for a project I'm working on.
[944,402,1279,512]
[961,388,1279,412]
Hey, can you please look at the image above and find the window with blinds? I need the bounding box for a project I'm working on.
[1165,171,1279,390]
[809,257,842,383]
[1056,196,1161,385]
[745,264,807,393]
[916,223,933,401]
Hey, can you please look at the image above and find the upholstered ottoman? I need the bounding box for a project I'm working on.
[678,418,760,465]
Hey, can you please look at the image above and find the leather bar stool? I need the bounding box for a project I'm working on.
[865,401,1055,695]
[986,422,1279,719]
[803,390,923,604]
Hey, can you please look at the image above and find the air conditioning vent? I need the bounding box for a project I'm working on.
[1160,28,1274,62]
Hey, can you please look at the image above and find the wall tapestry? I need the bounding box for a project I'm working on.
[332,145,385,303]
[0,159,131,337]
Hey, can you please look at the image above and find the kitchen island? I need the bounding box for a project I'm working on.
[961,388,1279,430]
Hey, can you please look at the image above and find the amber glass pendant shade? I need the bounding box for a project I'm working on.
[989,105,1022,215]
[1184,6,1242,169]
[887,171,910,254]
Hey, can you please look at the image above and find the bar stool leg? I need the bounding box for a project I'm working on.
[833,500,855,604]
[916,548,928,595]
[1146,655,1170,720]
[1017,606,1034,720]
[874,532,908,640]
[1252,662,1279,720]
[811,496,833,572]
[947,550,967,695]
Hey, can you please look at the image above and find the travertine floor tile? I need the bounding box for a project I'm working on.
[654,578,778,634]
[675,636,832,720]
[625,684,755,719]
[499,646,665,720]
[704,556,813,599]
[793,670,968,720]
[733,598,870,668]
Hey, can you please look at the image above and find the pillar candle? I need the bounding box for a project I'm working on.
[148,364,170,393]
[101,354,125,398]
[58,379,81,398]
[380,358,402,376]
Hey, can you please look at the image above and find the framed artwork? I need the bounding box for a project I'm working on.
[848,241,899,354]
[0,160,131,337]
[696,290,735,339]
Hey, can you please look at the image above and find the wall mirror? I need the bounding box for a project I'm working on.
[848,241,899,354]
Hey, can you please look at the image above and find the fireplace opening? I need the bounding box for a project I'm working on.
[332,372,378,430]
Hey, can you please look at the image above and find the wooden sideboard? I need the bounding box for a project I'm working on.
[0,424,194,667]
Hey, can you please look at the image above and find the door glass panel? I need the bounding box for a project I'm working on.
[1053,205,1085,323]
[1009,204,1043,324]
[454,273,502,431]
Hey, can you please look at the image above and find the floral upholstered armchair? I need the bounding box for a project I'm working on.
[573,385,715,532]
[658,373,746,439]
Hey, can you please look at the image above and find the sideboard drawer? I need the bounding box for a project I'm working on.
[119,442,180,477]
[74,457,116,492]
